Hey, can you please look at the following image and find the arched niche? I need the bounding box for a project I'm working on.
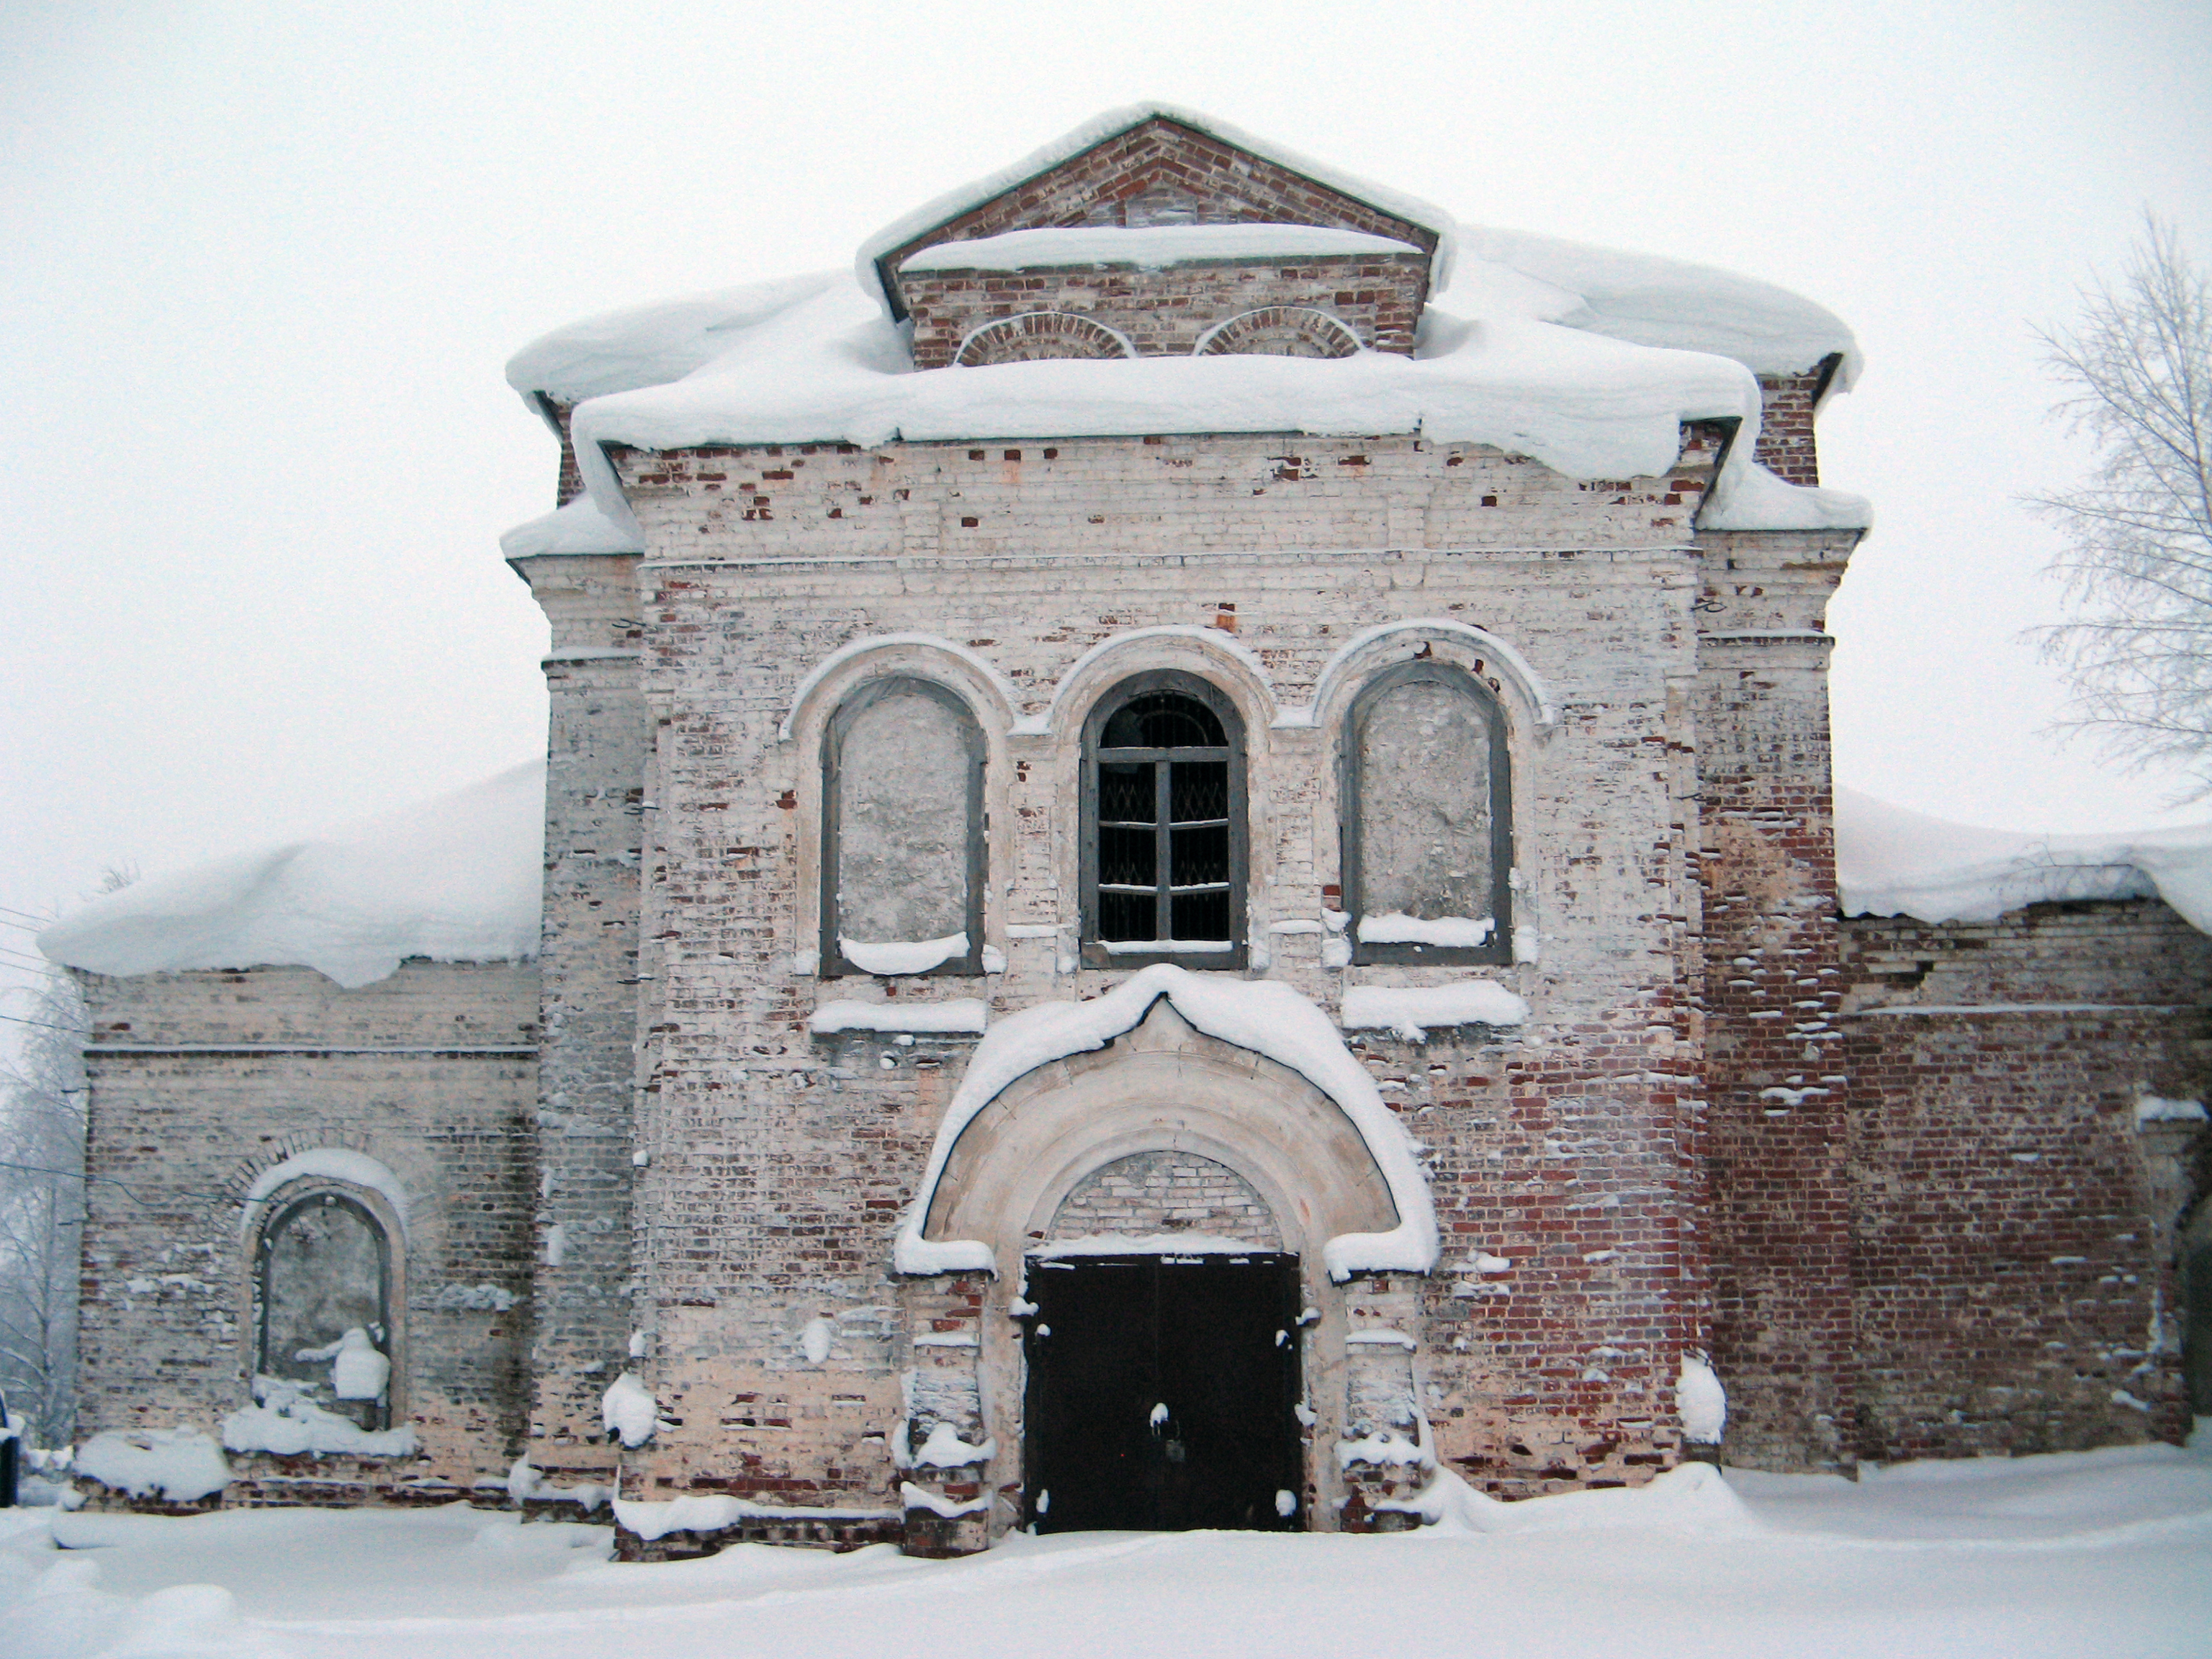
[1196,305,1362,359]
[956,312,1136,366]
[248,1177,405,1429]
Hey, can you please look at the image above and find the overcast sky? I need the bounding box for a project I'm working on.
[4,1,2208,1034]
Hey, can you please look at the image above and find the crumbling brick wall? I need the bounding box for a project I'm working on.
[1842,899,2212,1457]
[73,961,539,1504]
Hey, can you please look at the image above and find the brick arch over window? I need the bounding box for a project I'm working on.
[955,311,1136,367]
[1196,306,1361,359]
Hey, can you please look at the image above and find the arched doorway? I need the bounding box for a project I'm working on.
[899,981,1429,1537]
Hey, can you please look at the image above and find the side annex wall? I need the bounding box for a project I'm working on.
[72,960,539,1506]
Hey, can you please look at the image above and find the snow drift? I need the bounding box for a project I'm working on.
[40,761,545,989]
[1835,787,2212,934]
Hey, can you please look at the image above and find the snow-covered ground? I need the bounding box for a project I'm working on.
[6,1444,2208,1658]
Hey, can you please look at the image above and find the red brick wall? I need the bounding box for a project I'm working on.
[876,116,1439,320]
[1695,650,1856,1471]
[1842,900,2212,1457]
[1751,354,1841,487]
[902,254,1426,369]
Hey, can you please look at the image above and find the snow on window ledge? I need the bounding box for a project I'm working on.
[811,999,989,1036]
[1340,983,1529,1041]
[840,933,968,976]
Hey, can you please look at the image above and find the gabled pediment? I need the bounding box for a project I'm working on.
[863,105,1449,323]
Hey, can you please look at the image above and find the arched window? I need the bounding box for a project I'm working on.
[1082,673,1246,968]
[256,1190,395,1431]
[822,677,986,977]
[1341,661,1511,966]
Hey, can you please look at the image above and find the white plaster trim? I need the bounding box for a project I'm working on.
[240,1149,410,1237]
[778,633,1021,742]
[896,965,1437,1282]
[1014,625,1277,737]
[1288,619,1558,732]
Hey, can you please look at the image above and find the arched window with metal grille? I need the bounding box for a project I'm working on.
[1081,672,1246,969]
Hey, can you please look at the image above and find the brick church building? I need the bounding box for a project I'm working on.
[45,106,2209,1552]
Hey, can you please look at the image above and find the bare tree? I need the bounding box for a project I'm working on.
[0,964,88,1447]
[2031,214,2212,796]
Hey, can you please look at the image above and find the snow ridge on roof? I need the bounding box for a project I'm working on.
[1446,225,1859,389]
[40,762,547,989]
[853,102,1460,313]
[1836,788,2212,934]
[505,271,837,404]
[899,223,1422,274]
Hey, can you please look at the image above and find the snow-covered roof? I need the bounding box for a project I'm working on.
[853,102,1457,311]
[1447,225,1860,390]
[499,112,1866,541]
[499,495,644,559]
[897,223,1424,274]
[505,273,837,405]
[40,762,546,990]
[1835,788,2212,935]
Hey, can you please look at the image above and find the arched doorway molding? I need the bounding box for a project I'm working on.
[896,963,1437,1282]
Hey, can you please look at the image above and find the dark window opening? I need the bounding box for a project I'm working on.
[1082,674,1246,968]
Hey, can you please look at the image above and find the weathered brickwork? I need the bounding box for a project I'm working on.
[1841,900,2212,1457]
[71,117,2212,1552]
[1048,1153,1279,1245]
[72,962,538,1506]
[902,253,1426,368]
[508,549,652,1483]
[1750,354,1843,487]
[578,426,1723,1536]
[875,115,1440,325]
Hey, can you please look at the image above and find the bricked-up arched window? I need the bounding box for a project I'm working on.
[822,678,986,977]
[1342,661,1512,966]
[1082,673,1246,969]
[256,1191,395,1431]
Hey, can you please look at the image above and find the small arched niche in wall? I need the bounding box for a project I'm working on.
[1341,660,1512,966]
[255,1189,397,1430]
[1195,306,1361,360]
[822,676,986,977]
[956,311,1136,366]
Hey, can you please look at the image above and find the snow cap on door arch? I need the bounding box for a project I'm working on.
[894,964,1439,1282]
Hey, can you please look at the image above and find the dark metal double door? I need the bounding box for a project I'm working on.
[1022,1253,1303,1533]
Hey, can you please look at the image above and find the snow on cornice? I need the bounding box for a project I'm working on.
[500,495,644,558]
[505,272,837,405]
[1836,788,2212,935]
[853,102,1459,313]
[564,276,1763,508]
[1445,225,1859,389]
[899,223,1423,274]
[40,763,546,989]
[894,964,1439,1282]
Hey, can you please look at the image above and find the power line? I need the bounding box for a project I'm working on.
[0,1158,235,1208]
[0,1011,88,1035]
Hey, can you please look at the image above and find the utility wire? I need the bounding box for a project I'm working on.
[0,1157,236,1208]
[0,1011,89,1035]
